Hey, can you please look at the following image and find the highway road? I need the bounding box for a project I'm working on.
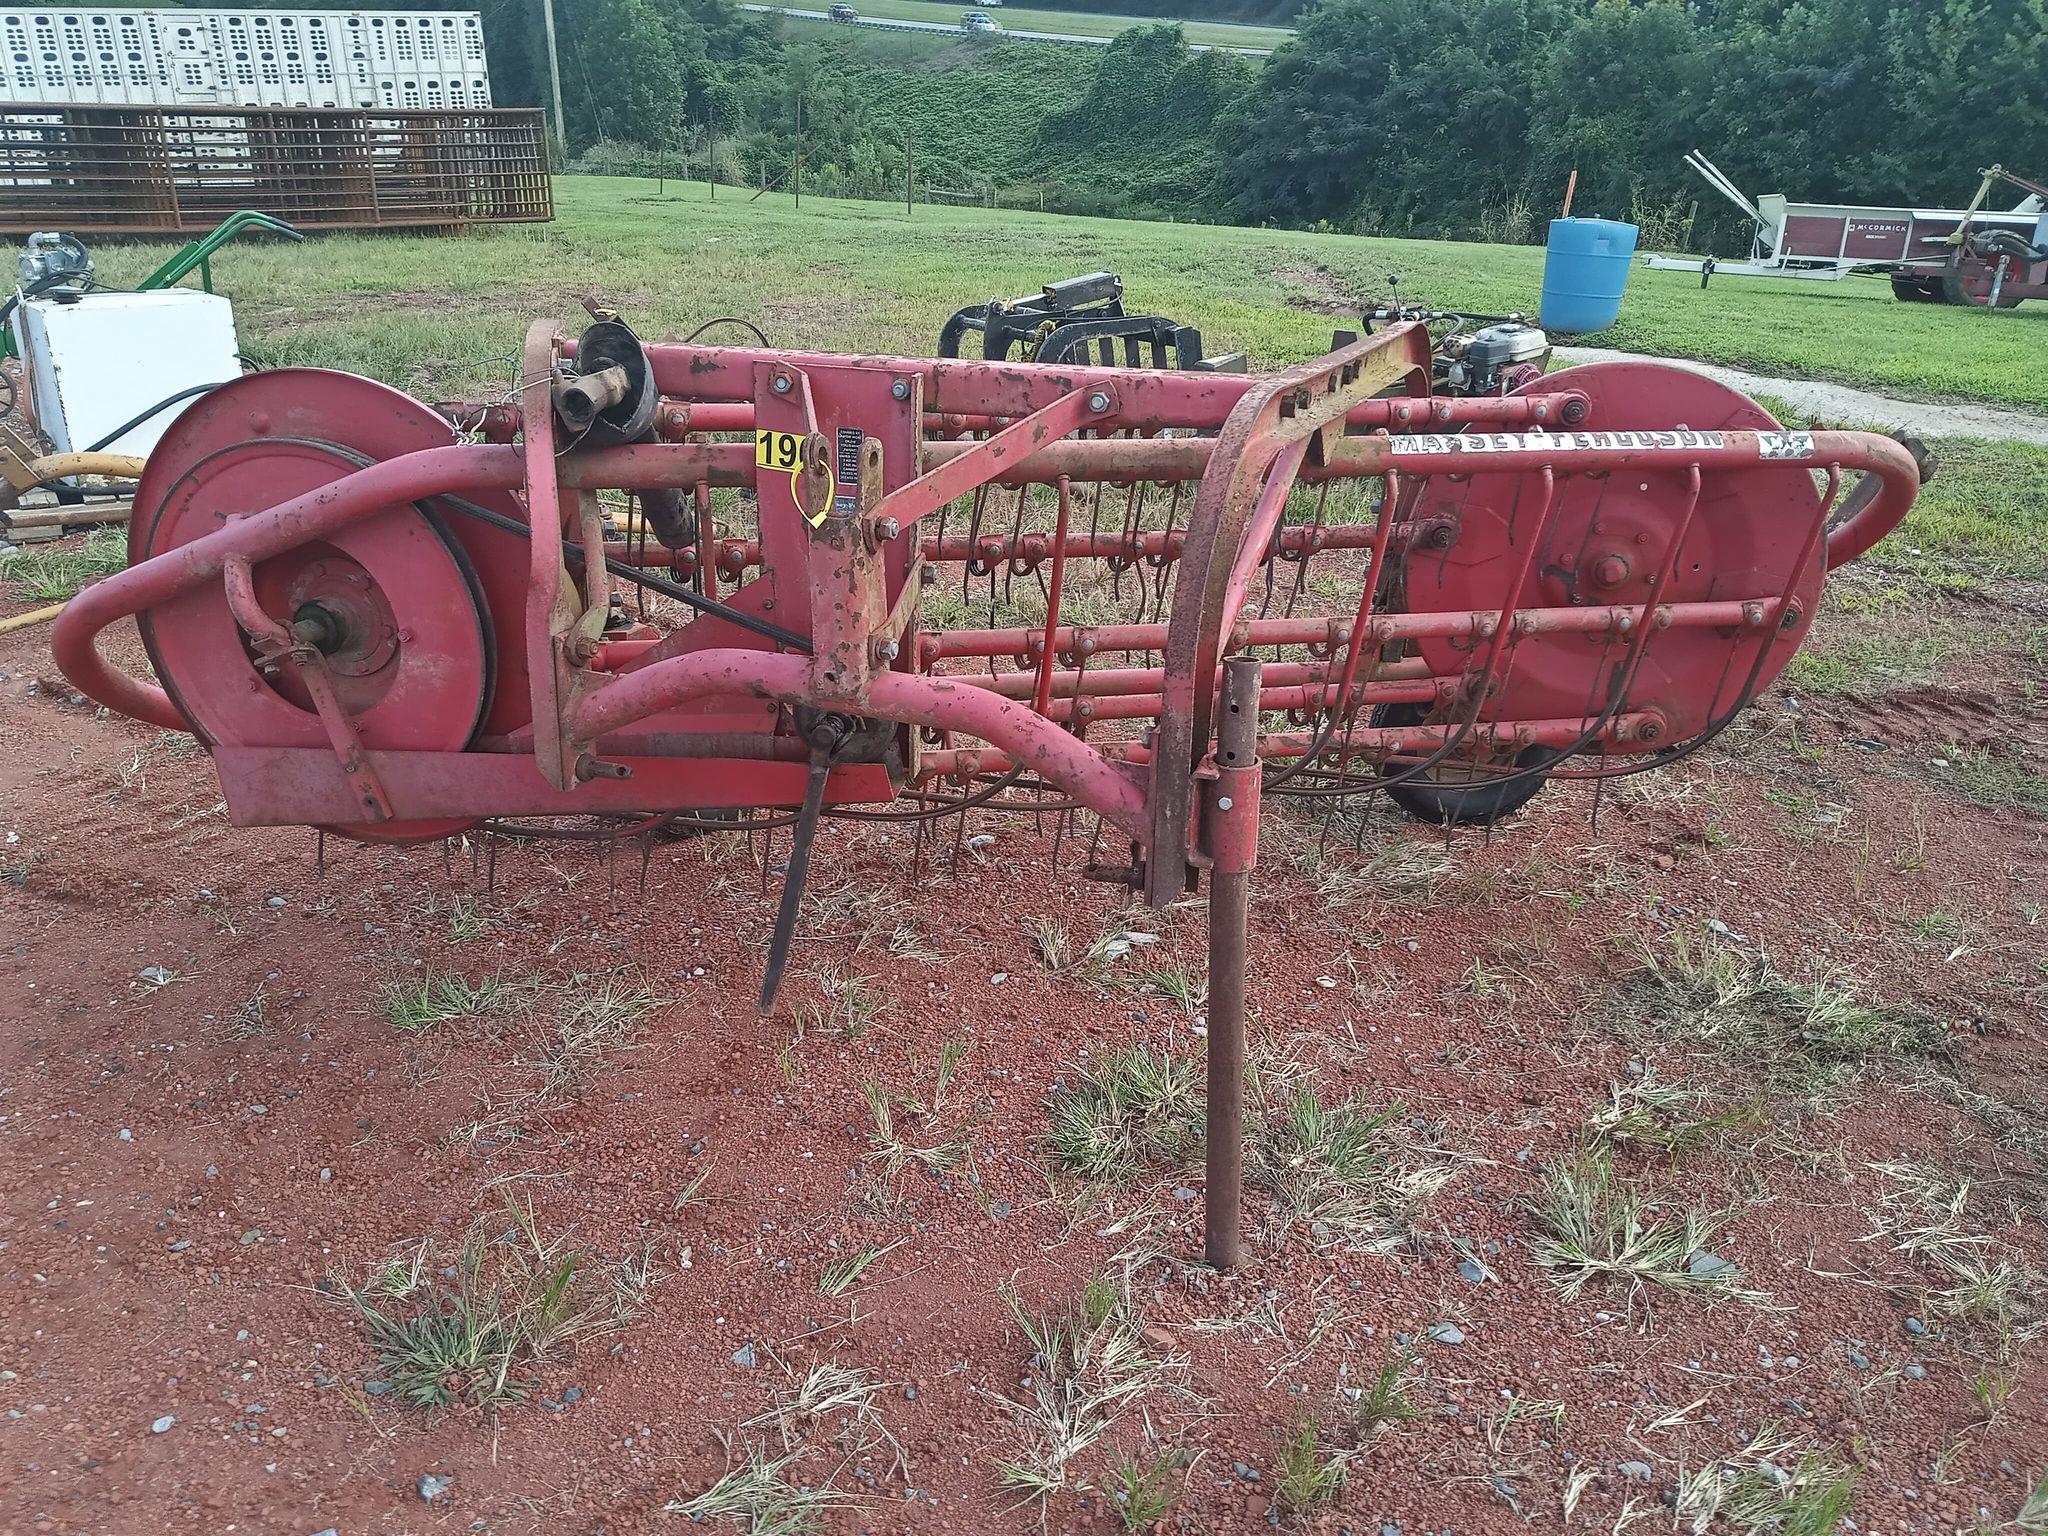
[738,3,1275,55]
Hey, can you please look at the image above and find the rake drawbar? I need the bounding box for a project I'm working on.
[52,319,1919,1267]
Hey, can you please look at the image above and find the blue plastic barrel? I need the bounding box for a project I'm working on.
[1539,217,1638,333]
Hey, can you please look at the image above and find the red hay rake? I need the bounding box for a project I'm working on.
[52,317,1920,1266]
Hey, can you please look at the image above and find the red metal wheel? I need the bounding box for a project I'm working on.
[1402,361,1827,747]
[133,371,493,842]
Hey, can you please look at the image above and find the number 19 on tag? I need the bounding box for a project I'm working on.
[755,429,802,472]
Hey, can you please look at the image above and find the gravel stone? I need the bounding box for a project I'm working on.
[732,1343,758,1369]
[150,1414,175,1434]
[1425,1322,1465,1345]
[419,1472,452,1502]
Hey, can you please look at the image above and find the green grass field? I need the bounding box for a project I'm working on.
[766,0,1292,50]
[87,176,2048,413]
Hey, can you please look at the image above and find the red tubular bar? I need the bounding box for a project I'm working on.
[565,649,1150,837]
[1037,678,1440,724]
[915,711,1664,779]
[54,325,1923,869]
[573,331,1587,431]
[920,597,1780,666]
[967,656,1432,701]
[52,441,523,731]
[601,521,1409,578]
[436,426,1914,576]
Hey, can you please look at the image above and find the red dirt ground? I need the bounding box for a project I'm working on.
[3,589,2046,1536]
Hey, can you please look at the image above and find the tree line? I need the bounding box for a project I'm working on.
[1218,0,2048,246]
[133,0,2048,247]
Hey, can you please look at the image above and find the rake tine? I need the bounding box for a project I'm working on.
[961,484,989,603]
[1052,805,1070,872]
[1110,480,1143,603]
[1002,484,1029,606]
[1285,483,1332,619]
[315,827,326,880]
[440,836,451,881]
[632,497,650,621]
[486,828,499,891]
[759,751,833,1016]
[1086,482,1105,578]
[638,829,654,899]
[950,802,968,880]
[911,810,929,882]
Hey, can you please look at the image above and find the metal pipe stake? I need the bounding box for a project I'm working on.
[1204,652,1263,1271]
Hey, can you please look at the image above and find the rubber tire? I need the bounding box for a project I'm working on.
[1942,252,2023,309]
[1371,702,1555,826]
[1890,273,1941,303]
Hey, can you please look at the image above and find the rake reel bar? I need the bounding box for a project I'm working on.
[52,319,1920,1267]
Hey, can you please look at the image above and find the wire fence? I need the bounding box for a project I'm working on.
[566,138,1167,223]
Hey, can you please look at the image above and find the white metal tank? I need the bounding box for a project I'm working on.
[14,289,242,459]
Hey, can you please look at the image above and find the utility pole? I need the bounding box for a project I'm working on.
[539,0,567,162]
[709,119,717,199]
[905,129,913,214]
[794,93,803,210]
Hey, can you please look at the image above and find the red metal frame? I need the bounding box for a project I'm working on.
[54,327,1920,863]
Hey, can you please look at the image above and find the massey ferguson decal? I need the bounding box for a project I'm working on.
[1388,428,1816,461]
[1756,431,1817,459]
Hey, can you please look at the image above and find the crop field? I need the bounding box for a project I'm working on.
[4,176,2047,1534]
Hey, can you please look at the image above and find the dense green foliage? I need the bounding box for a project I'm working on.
[987,0,1304,22]
[1222,0,2048,244]
[118,0,2048,246]
[521,0,2048,246]
[554,4,1242,219]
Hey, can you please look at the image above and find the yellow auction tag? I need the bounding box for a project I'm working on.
[754,429,802,472]
[756,428,824,527]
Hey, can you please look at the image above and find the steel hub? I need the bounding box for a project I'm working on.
[133,372,496,841]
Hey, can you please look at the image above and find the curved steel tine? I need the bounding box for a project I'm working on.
[1285,482,1333,619]
[1110,480,1143,600]
[1003,483,1030,603]
[961,483,990,602]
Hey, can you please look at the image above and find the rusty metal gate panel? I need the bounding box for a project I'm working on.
[0,103,550,234]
